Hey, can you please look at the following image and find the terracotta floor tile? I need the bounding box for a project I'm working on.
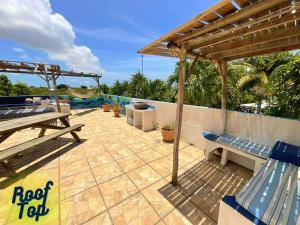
[156,221,167,225]
[92,161,124,184]
[82,212,112,225]
[127,142,151,153]
[61,186,106,225]
[127,165,162,190]
[153,145,173,156]
[149,157,172,177]
[85,150,114,168]
[136,149,164,163]
[108,145,134,160]
[167,151,196,168]
[60,158,91,178]
[181,146,205,160]
[99,174,138,208]
[109,193,160,225]
[60,170,96,199]
[60,147,86,164]
[116,154,146,172]
[142,179,186,217]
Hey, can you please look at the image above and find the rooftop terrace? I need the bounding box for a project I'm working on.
[0,108,252,225]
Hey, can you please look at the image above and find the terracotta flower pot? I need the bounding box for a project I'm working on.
[161,129,175,142]
[102,104,110,112]
[113,110,120,117]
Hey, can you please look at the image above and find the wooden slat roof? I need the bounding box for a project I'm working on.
[138,0,300,61]
[0,60,102,78]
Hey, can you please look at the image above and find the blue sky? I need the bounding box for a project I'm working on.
[0,0,219,87]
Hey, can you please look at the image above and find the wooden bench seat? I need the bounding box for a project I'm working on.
[0,123,84,176]
[202,131,272,173]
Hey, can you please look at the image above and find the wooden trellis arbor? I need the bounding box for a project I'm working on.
[139,0,300,185]
[0,60,102,112]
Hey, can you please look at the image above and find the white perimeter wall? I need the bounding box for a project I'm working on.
[132,98,300,169]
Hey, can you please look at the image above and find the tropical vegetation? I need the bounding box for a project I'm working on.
[0,51,299,120]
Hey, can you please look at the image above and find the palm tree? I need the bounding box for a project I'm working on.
[128,72,147,97]
[270,55,300,119]
[233,53,292,114]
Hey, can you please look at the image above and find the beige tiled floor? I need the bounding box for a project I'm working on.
[0,108,252,225]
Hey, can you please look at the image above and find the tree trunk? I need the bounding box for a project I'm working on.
[256,99,262,114]
[171,46,187,185]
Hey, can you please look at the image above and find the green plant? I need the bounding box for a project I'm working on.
[162,122,175,131]
[152,122,159,130]
[0,74,13,96]
[12,82,31,95]
[112,104,121,111]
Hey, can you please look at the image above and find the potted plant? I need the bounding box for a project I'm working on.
[112,104,121,117]
[161,122,175,142]
[102,103,110,112]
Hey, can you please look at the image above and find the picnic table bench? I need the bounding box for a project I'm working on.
[0,112,84,176]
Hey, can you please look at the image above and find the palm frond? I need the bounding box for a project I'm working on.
[237,75,261,91]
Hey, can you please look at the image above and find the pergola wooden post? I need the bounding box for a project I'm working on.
[51,74,61,113]
[45,75,52,99]
[171,45,187,185]
[93,77,101,94]
[216,60,228,133]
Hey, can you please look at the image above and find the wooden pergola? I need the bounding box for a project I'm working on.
[0,60,102,112]
[138,0,300,185]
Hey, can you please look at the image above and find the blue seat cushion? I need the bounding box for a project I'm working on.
[202,131,219,141]
[270,141,300,166]
[203,132,271,159]
[222,196,267,225]
[236,159,299,225]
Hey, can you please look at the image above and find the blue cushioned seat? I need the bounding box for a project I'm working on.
[236,158,299,225]
[201,131,219,141]
[270,141,300,166]
[201,131,272,159]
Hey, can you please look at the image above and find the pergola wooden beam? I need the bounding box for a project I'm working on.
[203,26,300,56]
[190,12,300,50]
[138,0,232,56]
[224,42,300,61]
[177,0,288,43]
[0,60,101,78]
[213,35,300,60]
[138,0,300,185]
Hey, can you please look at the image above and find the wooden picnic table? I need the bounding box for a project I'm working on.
[0,112,84,176]
[0,112,77,143]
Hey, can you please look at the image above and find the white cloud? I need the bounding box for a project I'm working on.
[75,27,151,44]
[19,54,30,60]
[13,47,24,53]
[0,0,103,74]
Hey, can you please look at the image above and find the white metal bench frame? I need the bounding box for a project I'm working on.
[204,138,266,174]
